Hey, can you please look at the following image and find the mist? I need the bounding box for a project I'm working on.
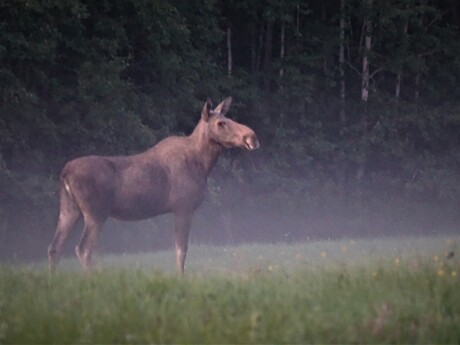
[1,150,458,264]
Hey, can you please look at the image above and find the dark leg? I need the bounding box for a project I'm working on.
[174,212,193,275]
[75,217,102,272]
[48,188,81,272]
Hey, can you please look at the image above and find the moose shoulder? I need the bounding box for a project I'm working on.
[47,97,260,274]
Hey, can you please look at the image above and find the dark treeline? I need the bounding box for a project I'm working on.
[1,0,460,260]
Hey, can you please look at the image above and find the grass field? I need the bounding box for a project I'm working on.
[0,234,459,343]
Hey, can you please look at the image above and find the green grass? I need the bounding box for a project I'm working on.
[1,235,459,343]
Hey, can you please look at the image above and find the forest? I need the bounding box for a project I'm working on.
[1,0,460,260]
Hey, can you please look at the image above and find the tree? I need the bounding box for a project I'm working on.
[339,0,347,125]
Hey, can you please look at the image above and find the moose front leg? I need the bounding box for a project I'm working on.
[174,212,192,275]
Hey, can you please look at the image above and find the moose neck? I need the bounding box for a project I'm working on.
[189,119,223,175]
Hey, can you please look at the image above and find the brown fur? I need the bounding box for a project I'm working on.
[47,97,259,273]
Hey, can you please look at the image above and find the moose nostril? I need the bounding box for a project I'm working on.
[244,134,260,150]
[253,136,260,149]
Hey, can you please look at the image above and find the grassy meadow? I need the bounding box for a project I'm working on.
[0,234,459,343]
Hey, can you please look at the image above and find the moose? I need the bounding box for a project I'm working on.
[47,97,260,274]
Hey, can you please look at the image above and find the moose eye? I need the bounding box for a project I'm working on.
[217,120,226,128]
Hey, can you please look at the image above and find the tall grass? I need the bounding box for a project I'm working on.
[0,235,459,343]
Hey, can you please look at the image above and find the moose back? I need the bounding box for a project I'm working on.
[47,97,260,273]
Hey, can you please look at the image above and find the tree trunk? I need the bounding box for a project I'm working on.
[250,23,257,72]
[280,21,285,77]
[414,2,425,114]
[322,3,328,75]
[395,71,402,100]
[395,20,409,103]
[296,3,300,41]
[263,18,274,91]
[358,0,373,186]
[339,0,346,125]
[415,72,420,114]
[361,14,371,104]
[256,23,264,72]
[227,26,232,76]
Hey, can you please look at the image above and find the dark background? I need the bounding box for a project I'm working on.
[1,0,459,261]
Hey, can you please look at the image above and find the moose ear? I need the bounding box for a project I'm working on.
[214,97,232,116]
[201,98,212,122]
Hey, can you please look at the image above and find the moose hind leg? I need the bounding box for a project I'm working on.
[75,218,102,272]
[174,212,193,275]
[48,192,81,271]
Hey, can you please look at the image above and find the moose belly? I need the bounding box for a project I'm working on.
[110,190,171,221]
